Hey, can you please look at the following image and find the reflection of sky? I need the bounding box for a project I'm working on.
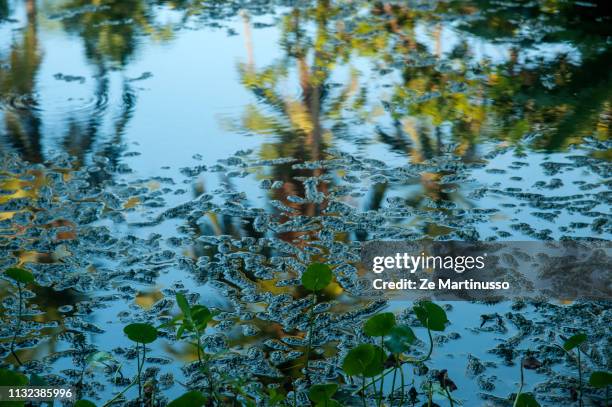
[35,17,280,175]
[0,5,586,175]
[0,5,609,404]
[1,6,607,244]
[414,20,582,66]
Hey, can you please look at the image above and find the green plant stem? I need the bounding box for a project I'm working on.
[10,283,24,366]
[361,375,366,407]
[102,378,137,407]
[303,292,317,380]
[196,330,203,366]
[138,343,144,402]
[398,358,405,406]
[444,386,454,407]
[428,381,433,407]
[422,325,434,362]
[353,325,433,397]
[513,358,524,407]
[390,358,398,405]
[202,355,215,402]
[577,350,583,407]
[378,336,385,407]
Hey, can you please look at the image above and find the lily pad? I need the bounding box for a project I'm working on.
[364,312,396,337]
[0,368,28,386]
[74,401,96,407]
[5,268,35,284]
[167,390,207,406]
[362,345,386,378]
[515,393,540,407]
[29,373,48,386]
[414,301,448,331]
[308,383,338,403]
[589,371,612,388]
[301,263,332,292]
[384,325,416,353]
[342,344,375,376]
[123,323,158,344]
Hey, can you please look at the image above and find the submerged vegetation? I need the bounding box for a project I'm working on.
[1,260,611,405]
[0,0,611,405]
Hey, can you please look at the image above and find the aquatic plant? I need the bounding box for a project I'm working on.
[4,267,36,366]
[342,343,386,407]
[167,390,207,406]
[308,383,340,407]
[171,293,213,365]
[165,293,216,401]
[363,312,395,406]
[384,324,415,405]
[74,400,96,407]
[342,301,450,406]
[559,332,587,406]
[589,371,612,406]
[300,263,333,378]
[113,322,159,405]
[513,354,542,407]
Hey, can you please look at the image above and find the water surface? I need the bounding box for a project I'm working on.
[0,0,610,405]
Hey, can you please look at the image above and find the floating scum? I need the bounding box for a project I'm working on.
[0,146,610,406]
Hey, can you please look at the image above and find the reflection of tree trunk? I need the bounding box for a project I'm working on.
[301,62,322,164]
[434,23,442,58]
[26,0,35,18]
[241,10,255,70]
[2,0,43,162]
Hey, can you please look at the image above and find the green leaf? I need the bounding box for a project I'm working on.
[0,368,28,386]
[5,267,35,284]
[191,305,212,328]
[74,401,96,407]
[176,293,191,319]
[414,301,448,331]
[308,383,338,403]
[301,263,332,292]
[384,325,416,353]
[589,371,612,388]
[515,393,540,407]
[364,313,396,337]
[315,400,341,407]
[362,345,386,378]
[176,323,186,340]
[167,391,207,407]
[29,373,47,386]
[86,351,114,368]
[0,369,27,406]
[342,344,375,376]
[123,323,158,344]
[267,387,286,405]
[562,333,587,351]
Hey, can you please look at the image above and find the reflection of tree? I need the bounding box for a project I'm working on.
[0,0,43,162]
[447,0,612,150]
[234,1,371,223]
[0,0,9,21]
[229,2,477,242]
[57,0,173,67]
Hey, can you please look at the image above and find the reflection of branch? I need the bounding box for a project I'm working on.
[382,3,415,49]
[241,10,255,70]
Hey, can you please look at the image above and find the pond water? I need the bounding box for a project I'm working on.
[0,0,610,406]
